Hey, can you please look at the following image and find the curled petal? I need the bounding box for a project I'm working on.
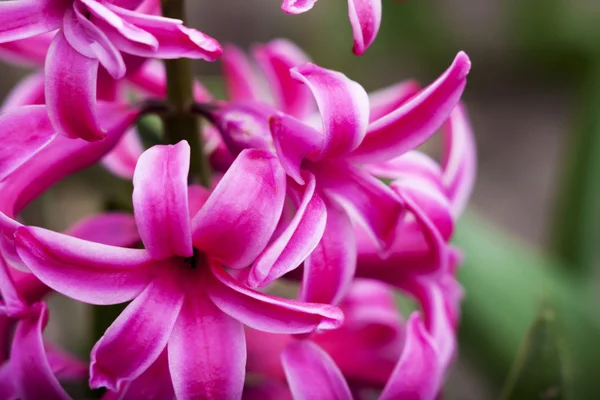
[133,141,193,259]
[282,340,352,400]
[291,63,369,158]
[299,199,356,305]
[91,275,184,391]
[379,314,441,400]
[253,39,314,118]
[168,292,245,400]
[14,227,155,305]
[0,106,57,182]
[368,80,420,123]
[192,149,286,269]
[442,104,477,217]
[66,212,140,248]
[281,0,318,14]
[348,0,382,55]
[10,303,71,400]
[0,71,45,112]
[222,44,262,102]
[364,151,443,188]
[351,52,471,163]
[249,173,327,287]
[0,0,64,43]
[207,264,344,334]
[102,128,144,180]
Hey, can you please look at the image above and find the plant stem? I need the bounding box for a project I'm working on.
[160,0,211,186]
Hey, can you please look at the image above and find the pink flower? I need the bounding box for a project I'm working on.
[0,0,222,141]
[280,0,382,55]
[14,141,343,398]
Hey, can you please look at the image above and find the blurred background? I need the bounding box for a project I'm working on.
[2,0,600,398]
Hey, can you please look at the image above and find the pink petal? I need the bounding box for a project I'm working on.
[348,0,382,55]
[291,63,369,158]
[351,52,472,163]
[249,173,327,287]
[442,104,476,217]
[90,274,184,391]
[0,256,27,316]
[102,128,144,180]
[299,199,355,305]
[192,149,286,269]
[111,350,174,400]
[10,303,71,400]
[281,0,318,14]
[0,72,45,112]
[14,226,155,305]
[207,264,344,333]
[253,39,315,118]
[0,105,57,182]
[168,291,245,400]
[368,80,420,123]
[0,32,53,67]
[271,112,323,185]
[44,342,88,381]
[0,0,64,43]
[45,31,106,141]
[364,151,443,186]
[133,141,193,259]
[221,44,262,102]
[282,340,352,400]
[0,362,17,399]
[314,160,404,250]
[66,212,140,248]
[379,314,441,400]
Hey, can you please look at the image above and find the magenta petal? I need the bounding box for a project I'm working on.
[348,0,382,55]
[113,349,174,400]
[0,32,53,67]
[90,274,184,391]
[442,104,476,217]
[364,151,443,186]
[0,0,64,43]
[351,52,472,163]
[207,264,344,333]
[14,227,155,305]
[299,199,356,305]
[0,362,16,400]
[282,340,352,400]
[291,63,369,158]
[0,72,45,112]
[0,105,57,182]
[369,80,420,123]
[102,128,144,180]
[221,44,262,102]
[379,314,441,400]
[253,39,314,118]
[133,141,193,259]
[281,0,318,14]
[44,343,87,382]
[45,31,106,142]
[192,149,286,269]
[249,173,327,287]
[10,303,70,400]
[66,212,140,248]
[0,256,27,316]
[168,292,245,400]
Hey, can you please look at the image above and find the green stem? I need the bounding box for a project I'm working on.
[550,60,600,273]
[160,0,210,187]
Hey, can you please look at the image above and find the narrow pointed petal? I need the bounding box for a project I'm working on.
[348,0,382,55]
[207,264,344,333]
[0,0,64,43]
[102,129,144,180]
[351,52,472,163]
[253,39,314,118]
[282,340,352,400]
[10,303,71,400]
[169,292,245,400]
[249,173,327,287]
[0,32,53,67]
[271,112,323,185]
[112,350,174,400]
[91,274,184,391]
[315,161,403,250]
[364,151,443,187]
[379,314,441,400]
[14,227,155,305]
[281,0,318,14]
[0,106,57,182]
[0,72,45,112]
[66,212,140,248]
[291,63,369,158]
[45,31,105,142]
[221,44,262,102]
[299,199,356,305]
[442,104,476,217]
[369,80,420,123]
[192,149,286,269]
[133,141,193,259]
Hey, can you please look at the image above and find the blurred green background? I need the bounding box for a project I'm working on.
[2,0,600,398]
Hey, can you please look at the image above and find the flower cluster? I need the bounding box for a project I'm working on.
[0,1,474,399]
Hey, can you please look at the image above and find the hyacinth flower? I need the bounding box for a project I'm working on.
[280,0,382,55]
[14,141,344,398]
[0,0,222,141]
